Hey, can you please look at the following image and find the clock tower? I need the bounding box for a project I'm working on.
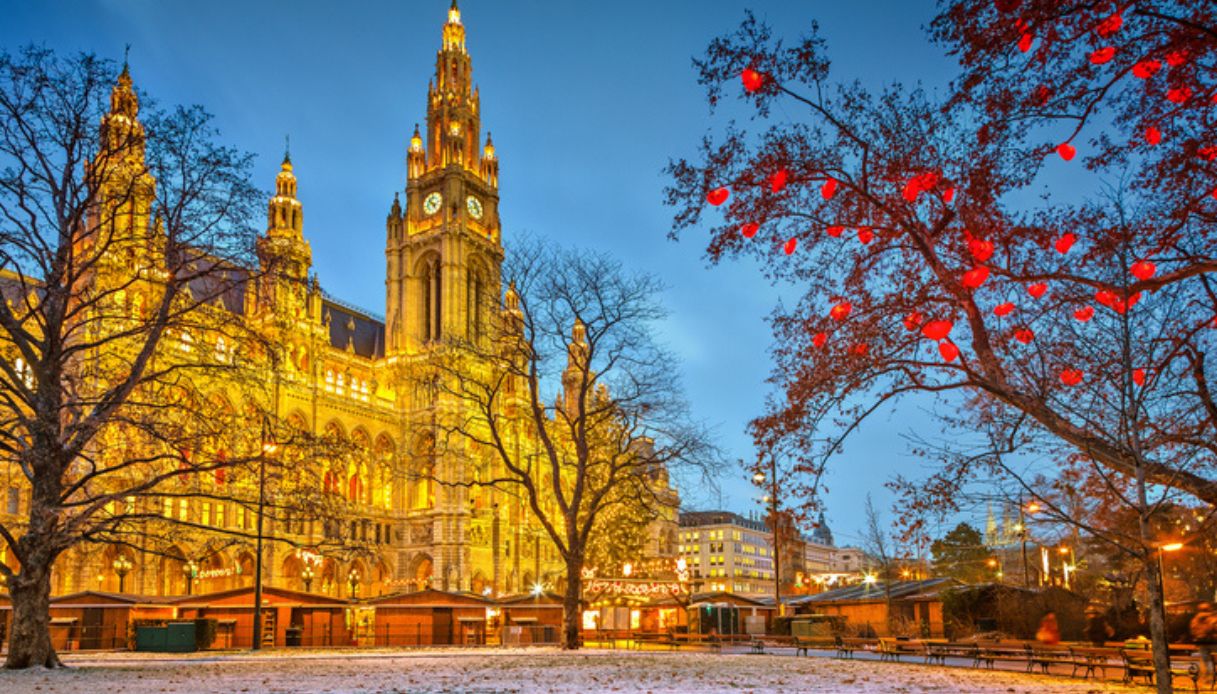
[385,0,502,357]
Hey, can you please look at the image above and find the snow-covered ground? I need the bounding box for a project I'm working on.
[1,648,1146,693]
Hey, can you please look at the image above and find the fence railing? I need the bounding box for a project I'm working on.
[49,624,126,651]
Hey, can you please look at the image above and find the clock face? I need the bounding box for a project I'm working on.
[423,191,443,216]
[466,195,484,220]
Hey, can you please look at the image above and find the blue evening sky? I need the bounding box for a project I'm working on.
[1,0,994,547]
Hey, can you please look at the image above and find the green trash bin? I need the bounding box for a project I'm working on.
[135,625,168,652]
[164,622,198,653]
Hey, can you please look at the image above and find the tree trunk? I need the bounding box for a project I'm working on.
[562,558,583,650]
[5,561,61,669]
[1144,551,1172,694]
[1134,457,1172,694]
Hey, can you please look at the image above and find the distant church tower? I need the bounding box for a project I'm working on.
[385,0,502,356]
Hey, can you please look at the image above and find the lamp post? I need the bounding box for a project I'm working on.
[112,555,132,593]
[348,568,360,599]
[753,458,783,617]
[302,564,315,593]
[183,560,198,596]
[252,421,276,651]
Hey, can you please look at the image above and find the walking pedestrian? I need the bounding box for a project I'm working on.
[1036,612,1060,645]
[1190,602,1217,682]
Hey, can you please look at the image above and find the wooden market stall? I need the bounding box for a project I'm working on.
[367,588,492,646]
[173,585,350,648]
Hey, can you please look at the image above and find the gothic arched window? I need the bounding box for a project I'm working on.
[421,255,442,342]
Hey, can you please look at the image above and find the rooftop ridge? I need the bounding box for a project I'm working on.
[321,291,384,323]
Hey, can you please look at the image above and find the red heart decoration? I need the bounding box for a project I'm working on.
[769,169,788,193]
[903,312,923,331]
[1145,126,1162,145]
[1167,86,1192,104]
[741,68,765,93]
[826,225,844,238]
[939,342,959,362]
[740,222,759,238]
[857,227,874,245]
[1095,289,1116,307]
[813,332,828,349]
[1166,49,1189,67]
[1056,143,1076,161]
[1089,46,1116,64]
[1132,368,1146,386]
[969,238,995,262]
[1130,260,1156,281]
[1212,186,1217,200]
[1027,282,1047,299]
[1073,306,1094,322]
[943,187,956,203]
[1060,369,1083,386]
[1018,33,1033,53]
[922,319,953,342]
[1014,328,1035,344]
[784,237,798,255]
[852,343,869,356]
[1200,146,1217,162]
[707,187,729,206]
[1132,59,1161,79]
[1096,13,1122,38]
[902,171,940,202]
[830,301,852,321]
[821,177,838,200]
[1054,233,1076,254]
[994,302,1015,317]
[962,266,990,289]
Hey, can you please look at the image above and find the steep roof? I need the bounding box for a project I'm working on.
[792,578,957,605]
[323,296,385,360]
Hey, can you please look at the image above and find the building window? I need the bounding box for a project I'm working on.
[215,503,226,528]
[178,499,189,521]
[201,502,211,526]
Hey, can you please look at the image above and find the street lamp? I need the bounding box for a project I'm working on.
[253,421,276,651]
[183,560,198,596]
[1158,542,1184,601]
[348,569,361,599]
[752,460,783,617]
[112,555,133,593]
[301,564,315,593]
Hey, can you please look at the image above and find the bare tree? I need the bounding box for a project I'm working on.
[431,237,717,649]
[0,48,355,669]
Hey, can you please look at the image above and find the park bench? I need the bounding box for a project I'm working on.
[671,632,723,651]
[749,635,793,654]
[878,638,926,663]
[838,636,875,658]
[1066,646,1118,680]
[973,640,1032,670]
[924,640,975,665]
[631,632,666,650]
[1121,648,1200,692]
[793,635,836,657]
[1028,643,1074,674]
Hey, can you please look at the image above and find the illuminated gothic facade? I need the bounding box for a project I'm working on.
[1,2,678,600]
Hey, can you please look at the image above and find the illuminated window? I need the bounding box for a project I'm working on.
[325,369,335,392]
[178,499,188,521]
[13,358,33,388]
[214,337,228,362]
[163,498,172,518]
[179,331,194,353]
[201,502,211,526]
[215,503,225,528]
